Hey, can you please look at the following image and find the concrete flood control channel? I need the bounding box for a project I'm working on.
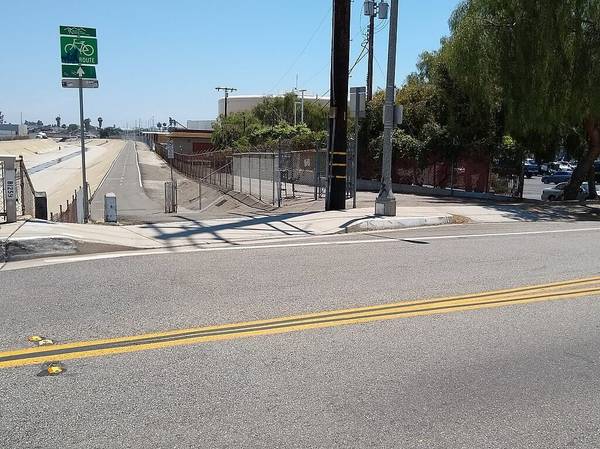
[28,147,92,174]
[2,275,600,371]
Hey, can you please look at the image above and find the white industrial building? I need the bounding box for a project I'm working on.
[217,94,330,117]
[187,120,216,131]
[0,124,28,137]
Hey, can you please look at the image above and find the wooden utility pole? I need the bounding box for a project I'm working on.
[326,0,351,211]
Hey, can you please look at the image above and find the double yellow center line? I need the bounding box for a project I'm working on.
[2,276,600,369]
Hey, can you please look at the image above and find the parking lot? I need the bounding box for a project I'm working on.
[523,176,547,201]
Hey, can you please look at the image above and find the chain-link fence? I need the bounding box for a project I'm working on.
[16,158,36,217]
[359,151,523,199]
[152,138,329,207]
[155,145,234,192]
[232,148,327,206]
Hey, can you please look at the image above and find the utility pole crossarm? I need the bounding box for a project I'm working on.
[216,87,237,118]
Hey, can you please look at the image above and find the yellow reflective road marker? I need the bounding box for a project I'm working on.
[2,276,600,370]
[47,364,64,375]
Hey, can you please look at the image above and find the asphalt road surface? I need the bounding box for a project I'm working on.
[2,221,600,448]
[90,141,164,222]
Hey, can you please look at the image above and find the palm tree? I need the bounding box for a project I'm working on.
[98,117,103,129]
[55,116,61,127]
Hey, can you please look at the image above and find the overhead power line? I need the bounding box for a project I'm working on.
[269,7,331,94]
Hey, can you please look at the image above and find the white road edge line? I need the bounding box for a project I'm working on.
[89,140,129,202]
[134,141,143,188]
[2,225,600,272]
[404,227,600,241]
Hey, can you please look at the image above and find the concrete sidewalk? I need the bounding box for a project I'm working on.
[3,195,600,262]
[0,206,452,261]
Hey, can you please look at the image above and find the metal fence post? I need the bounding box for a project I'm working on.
[277,145,282,208]
[258,153,262,201]
[272,153,276,206]
[314,145,319,201]
[18,158,26,215]
[249,155,252,197]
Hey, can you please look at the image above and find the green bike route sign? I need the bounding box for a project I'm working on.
[60,35,98,65]
[62,64,97,79]
[60,26,97,37]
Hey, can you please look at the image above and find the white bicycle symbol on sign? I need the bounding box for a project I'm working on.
[64,39,95,57]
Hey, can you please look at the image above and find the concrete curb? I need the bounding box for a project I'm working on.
[5,237,78,261]
[344,215,454,233]
[3,237,136,262]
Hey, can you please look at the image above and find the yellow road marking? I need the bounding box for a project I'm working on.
[1,276,600,369]
[6,274,598,356]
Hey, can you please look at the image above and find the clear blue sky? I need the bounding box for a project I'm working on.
[0,0,459,128]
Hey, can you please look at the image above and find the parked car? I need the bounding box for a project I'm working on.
[524,160,539,178]
[542,183,568,201]
[541,182,599,201]
[541,171,572,184]
[545,162,574,173]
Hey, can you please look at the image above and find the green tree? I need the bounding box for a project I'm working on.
[67,124,79,133]
[84,118,91,132]
[99,127,122,138]
[212,92,328,149]
[212,112,261,148]
[446,0,600,199]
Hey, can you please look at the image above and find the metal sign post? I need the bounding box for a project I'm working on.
[60,25,99,223]
[350,87,366,208]
[167,142,174,183]
[78,77,89,222]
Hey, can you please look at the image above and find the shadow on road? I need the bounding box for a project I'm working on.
[139,212,321,248]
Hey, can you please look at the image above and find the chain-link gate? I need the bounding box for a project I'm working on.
[232,148,327,207]
[16,158,36,217]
